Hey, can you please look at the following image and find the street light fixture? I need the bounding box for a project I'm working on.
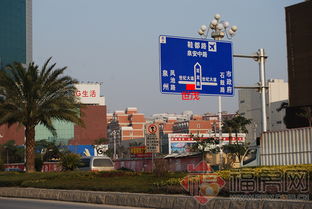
[198,14,238,41]
[197,14,238,169]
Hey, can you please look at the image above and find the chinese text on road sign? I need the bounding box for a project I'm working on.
[159,35,233,96]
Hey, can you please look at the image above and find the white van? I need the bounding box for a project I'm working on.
[78,156,115,171]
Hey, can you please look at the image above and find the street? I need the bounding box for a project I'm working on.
[0,197,152,209]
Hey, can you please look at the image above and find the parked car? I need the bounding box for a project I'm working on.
[77,156,114,171]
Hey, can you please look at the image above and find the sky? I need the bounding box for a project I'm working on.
[33,0,303,116]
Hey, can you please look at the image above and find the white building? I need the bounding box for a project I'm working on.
[238,79,288,143]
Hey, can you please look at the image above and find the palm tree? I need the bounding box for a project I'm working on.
[0,58,83,172]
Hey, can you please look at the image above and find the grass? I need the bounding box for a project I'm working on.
[0,164,311,196]
[0,171,187,194]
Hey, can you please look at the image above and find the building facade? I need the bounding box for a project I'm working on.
[238,79,289,142]
[0,83,107,146]
[107,107,146,144]
[172,115,214,134]
[0,0,32,68]
[285,1,312,128]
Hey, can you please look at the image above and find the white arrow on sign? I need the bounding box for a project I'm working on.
[194,62,202,90]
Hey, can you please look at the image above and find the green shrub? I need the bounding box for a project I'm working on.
[59,152,81,171]
[0,159,4,171]
[117,167,134,172]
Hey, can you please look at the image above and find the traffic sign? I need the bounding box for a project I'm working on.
[147,124,158,134]
[159,35,233,96]
[145,134,160,153]
[145,123,160,153]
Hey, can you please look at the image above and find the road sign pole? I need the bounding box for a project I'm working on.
[218,95,223,168]
[258,48,267,132]
[152,153,154,173]
[233,50,268,133]
[213,36,223,168]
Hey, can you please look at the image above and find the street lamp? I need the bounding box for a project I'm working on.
[198,14,238,41]
[197,14,238,169]
[112,130,119,160]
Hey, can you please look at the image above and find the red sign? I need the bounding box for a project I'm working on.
[170,136,244,141]
[75,90,97,98]
[181,91,200,100]
[147,124,158,134]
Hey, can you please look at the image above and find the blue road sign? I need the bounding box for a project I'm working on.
[159,35,233,96]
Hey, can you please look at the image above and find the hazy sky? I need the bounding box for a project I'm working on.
[33,0,302,116]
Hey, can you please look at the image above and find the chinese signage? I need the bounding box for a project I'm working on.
[181,91,200,100]
[146,134,160,153]
[229,169,309,200]
[168,133,245,154]
[159,35,233,96]
[75,83,101,104]
[130,146,152,158]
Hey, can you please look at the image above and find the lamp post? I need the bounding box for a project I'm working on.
[197,14,238,169]
[112,130,119,160]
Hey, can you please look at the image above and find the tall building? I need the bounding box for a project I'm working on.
[0,0,32,68]
[238,79,289,142]
[285,1,312,128]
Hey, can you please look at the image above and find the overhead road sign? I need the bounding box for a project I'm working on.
[159,35,233,96]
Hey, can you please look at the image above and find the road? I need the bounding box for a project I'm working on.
[0,197,153,209]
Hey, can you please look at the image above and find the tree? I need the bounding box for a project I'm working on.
[0,58,83,172]
[190,134,220,163]
[222,113,252,144]
[36,140,61,162]
[221,113,251,166]
[297,106,312,127]
[59,151,81,171]
[0,140,24,163]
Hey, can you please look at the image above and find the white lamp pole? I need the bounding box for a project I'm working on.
[198,14,238,169]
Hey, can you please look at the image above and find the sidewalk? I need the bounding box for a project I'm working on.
[0,187,311,209]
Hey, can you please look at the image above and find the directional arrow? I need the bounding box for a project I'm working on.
[194,62,202,90]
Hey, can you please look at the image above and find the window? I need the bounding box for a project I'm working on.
[78,158,90,168]
[93,159,113,167]
[243,148,257,165]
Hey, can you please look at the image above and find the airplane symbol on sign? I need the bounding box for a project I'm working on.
[208,42,217,52]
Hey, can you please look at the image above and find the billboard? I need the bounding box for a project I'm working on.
[75,83,102,105]
[66,144,108,156]
[168,133,246,154]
